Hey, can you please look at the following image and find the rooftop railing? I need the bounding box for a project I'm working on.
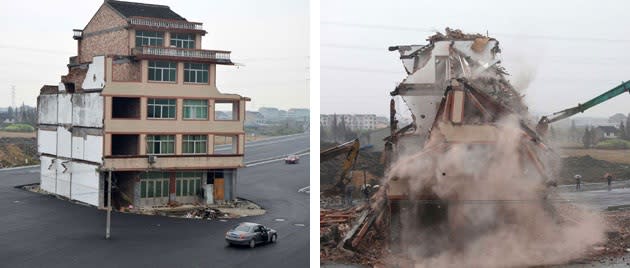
[132,47,231,62]
[129,17,203,31]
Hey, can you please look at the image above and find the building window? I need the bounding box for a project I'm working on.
[148,61,176,82]
[147,98,176,119]
[111,97,140,119]
[183,135,207,154]
[111,134,139,156]
[140,172,169,198]
[146,135,175,155]
[136,31,164,47]
[213,135,238,154]
[170,33,195,49]
[176,172,202,197]
[183,99,208,119]
[184,63,209,83]
[214,100,239,121]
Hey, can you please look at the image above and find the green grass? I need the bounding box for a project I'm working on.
[594,138,630,149]
[3,123,35,132]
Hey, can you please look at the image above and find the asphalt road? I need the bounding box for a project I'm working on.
[0,133,310,268]
[558,184,630,210]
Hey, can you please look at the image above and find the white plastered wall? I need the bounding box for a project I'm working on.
[82,56,105,90]
[70,162,100,206]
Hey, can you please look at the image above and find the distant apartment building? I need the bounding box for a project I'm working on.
[245,111,265,127]
[320,114,377,131]
[37,0,247,208]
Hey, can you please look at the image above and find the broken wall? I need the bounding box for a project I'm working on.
[38,90,104,207]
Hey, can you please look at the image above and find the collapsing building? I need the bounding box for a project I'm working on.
[37,0,248,209]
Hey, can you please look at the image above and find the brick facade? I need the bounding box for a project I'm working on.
[80,5,129,63]
[112,62,141,82]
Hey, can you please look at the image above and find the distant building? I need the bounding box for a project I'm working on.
[258,107,283,122]
[288,108,309,122]
[37,0,247,208]
[245,111,265,126]
[593,126,619,142]
[321,114,377,131]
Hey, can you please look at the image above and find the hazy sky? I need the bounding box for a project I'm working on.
[0,0,309,110]
[321,0,630,118]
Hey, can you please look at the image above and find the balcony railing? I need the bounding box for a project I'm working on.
[132,47,231,63]
[129,17,203,31]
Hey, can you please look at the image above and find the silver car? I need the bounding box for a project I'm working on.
[225,222,278,248]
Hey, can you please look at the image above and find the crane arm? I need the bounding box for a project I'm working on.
[320,139,361,191]
[537,81,630,134]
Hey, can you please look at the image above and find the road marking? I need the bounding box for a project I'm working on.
[0,165,39,172]
[298,186,310,194]
[274,218,285,222]
[294,223,305,227]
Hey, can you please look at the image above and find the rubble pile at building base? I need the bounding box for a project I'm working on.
[321,28,629,267]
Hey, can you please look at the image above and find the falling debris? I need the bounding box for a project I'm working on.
[321,28,630,267]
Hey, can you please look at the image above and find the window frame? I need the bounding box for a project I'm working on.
[135,31,164,47]
[148,61,177,82]
[146,135,175,155]
[183,99,208,120]
[182,134,208,154]
[170,33,195,49]
[183,63,209,84]
[147,98,177,119]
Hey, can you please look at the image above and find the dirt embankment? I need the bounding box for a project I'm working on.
[320,142,385,187]
[0,137,38,168]
[560,155,630,184]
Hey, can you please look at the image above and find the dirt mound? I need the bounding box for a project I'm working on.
[0,137,38,168]
[560,155,630,183]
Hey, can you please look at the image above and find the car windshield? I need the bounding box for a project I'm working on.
[234,225,252,232]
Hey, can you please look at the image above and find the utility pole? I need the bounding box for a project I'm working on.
[106,169,112,239]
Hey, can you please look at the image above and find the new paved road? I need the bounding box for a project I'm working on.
[0,133,310,268]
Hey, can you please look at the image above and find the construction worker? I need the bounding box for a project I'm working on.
[605,173,613,191]
[574,174,582,191]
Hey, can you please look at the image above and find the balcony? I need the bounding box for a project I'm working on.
[132,47,232,64]
[129,17,204,31]
[73,29,83,40]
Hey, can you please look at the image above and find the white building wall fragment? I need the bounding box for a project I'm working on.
[82,56,105,90]
[37,56,104,207]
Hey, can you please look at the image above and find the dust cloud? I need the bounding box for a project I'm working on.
[385,116,605,267]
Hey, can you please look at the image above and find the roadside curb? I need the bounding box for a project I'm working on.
[0,165,40,171]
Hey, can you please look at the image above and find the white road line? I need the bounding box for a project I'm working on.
[0,165,39,172]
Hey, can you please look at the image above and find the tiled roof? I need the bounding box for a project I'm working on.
[106,0,186,21]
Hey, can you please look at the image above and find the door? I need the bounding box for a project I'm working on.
[214,178,224,201]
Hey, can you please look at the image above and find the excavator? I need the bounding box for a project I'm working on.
[536,81,630,135]
[320,139,361,193]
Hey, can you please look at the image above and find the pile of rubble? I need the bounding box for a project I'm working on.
[321,187,390,266]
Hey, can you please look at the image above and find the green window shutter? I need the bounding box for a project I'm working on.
[140,181,147,198]
[147,181,154,198]
[155,181,162,198]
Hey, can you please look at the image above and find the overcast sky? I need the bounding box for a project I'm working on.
[321,0,630,118]
[0,0,309,111]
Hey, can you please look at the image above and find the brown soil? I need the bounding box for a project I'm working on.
[559,155,630,184]
[0,137,38,168]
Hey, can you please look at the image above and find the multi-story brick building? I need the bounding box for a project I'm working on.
[37,0,247,208]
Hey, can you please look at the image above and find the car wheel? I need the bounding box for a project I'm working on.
[271,234,277,243]
[249,239,256,248]
[226,241,232,247]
